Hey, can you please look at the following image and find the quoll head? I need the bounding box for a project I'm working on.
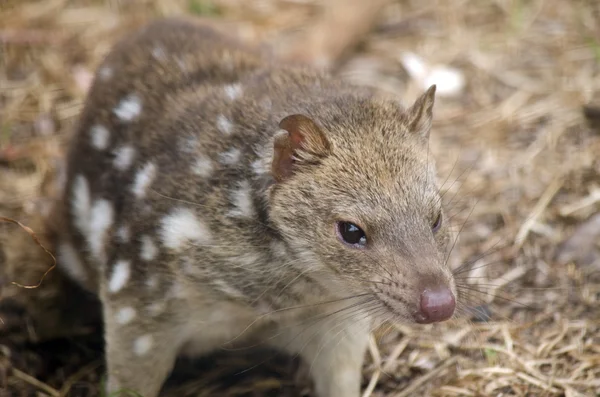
[268,85,456,325]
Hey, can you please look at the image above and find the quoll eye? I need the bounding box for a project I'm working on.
[432,212,443,233]
[336,221,367,247]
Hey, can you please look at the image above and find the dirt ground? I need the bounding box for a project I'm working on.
[1,0,600,396]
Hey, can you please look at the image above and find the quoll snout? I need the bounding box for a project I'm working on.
[414,284,456,324]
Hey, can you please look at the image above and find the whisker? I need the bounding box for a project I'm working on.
[436,157,479,209]
[250,264,307,306]
[456,285,533,310]
[456,281,564,292]
[453,258,511,277]
[274,267,316,298]
[358,250,396,285]
[456,302,493,322]
[224,294,378,348]
[455,300,518,325]
[301,306,380,372]
[232,299,382,374]
[435,155,461,202]
[452,240,511,275]
[305,307,387,376]
[434,155,476,208]
[444,197,479,270]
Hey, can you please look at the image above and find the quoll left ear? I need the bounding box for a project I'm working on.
[271,114,332,183]
[405,84,436,139]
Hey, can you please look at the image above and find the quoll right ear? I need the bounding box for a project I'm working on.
[404,84,436,140]
[271,114,331,183]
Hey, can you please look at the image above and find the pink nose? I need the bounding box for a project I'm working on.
[414,285,455,324]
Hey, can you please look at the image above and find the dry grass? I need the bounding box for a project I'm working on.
[1,0,600,396]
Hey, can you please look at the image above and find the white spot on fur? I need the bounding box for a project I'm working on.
[113,146,136,170]
[216,115,233,135]
[159,207,212,250]
[260,97,272,111]
[108,259,131,293]
[147,301,166,316]
[251,159,268,175]
[71,175,91,235]
[140,235,158,261]
[98,66,113,81]
[90,125,110,150]
[131,162,157,198]
[113,94,142,122]
[88,199,114,263]
[213,279,245,299]
[151,46,166,61]
[218,148,241,165]
[252,144,272,176]
[228,180,254,218]
[133,334,153,356]
[224,83,242,100]
[71,177,113,264]
[180,257,197,276]
[270,240,287,259]
[55,160,68,196]
[168,282,187,299]
[176,58,187,72]
[116,225,130,243]
[146,274,159,289]
[223,56,235,72]
[256,300,272,315]
[192,156,213,177]
[57,241,87,282]
[116,307,136,325]
[231,252,262,268]
[179,136,199,154]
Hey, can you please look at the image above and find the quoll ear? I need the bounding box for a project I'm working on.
[271,114,331,182]
[405,84,436,139]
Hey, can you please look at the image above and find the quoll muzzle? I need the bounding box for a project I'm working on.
[414,284,456,324]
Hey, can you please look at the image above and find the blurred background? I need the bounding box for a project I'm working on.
[1,0,600,396]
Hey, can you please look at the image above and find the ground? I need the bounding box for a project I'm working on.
[1,0,600,396]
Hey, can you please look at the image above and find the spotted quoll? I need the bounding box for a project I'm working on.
[55,17,457,397]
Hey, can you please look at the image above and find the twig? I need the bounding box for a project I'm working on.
[362,334,383,397]
[0,217,56,288]
[514,177,563,250]
[11,368,60,397]
[362,368,381,397]
[391,357,458,397]
[517,372,561,394]
[59,360,103,397]
[382,337,409,372]
[558,186,600,216]
[0,29,65,45]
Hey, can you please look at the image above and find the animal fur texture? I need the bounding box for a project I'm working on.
[54,17,457,397]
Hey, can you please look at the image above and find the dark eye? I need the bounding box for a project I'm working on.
[336,221,367,247]
[432,212,442,233]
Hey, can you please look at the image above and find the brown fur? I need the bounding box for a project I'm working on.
[54,17,456,397]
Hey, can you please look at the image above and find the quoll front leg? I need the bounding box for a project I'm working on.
[101,282,186,397]
[270,313,371,397]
